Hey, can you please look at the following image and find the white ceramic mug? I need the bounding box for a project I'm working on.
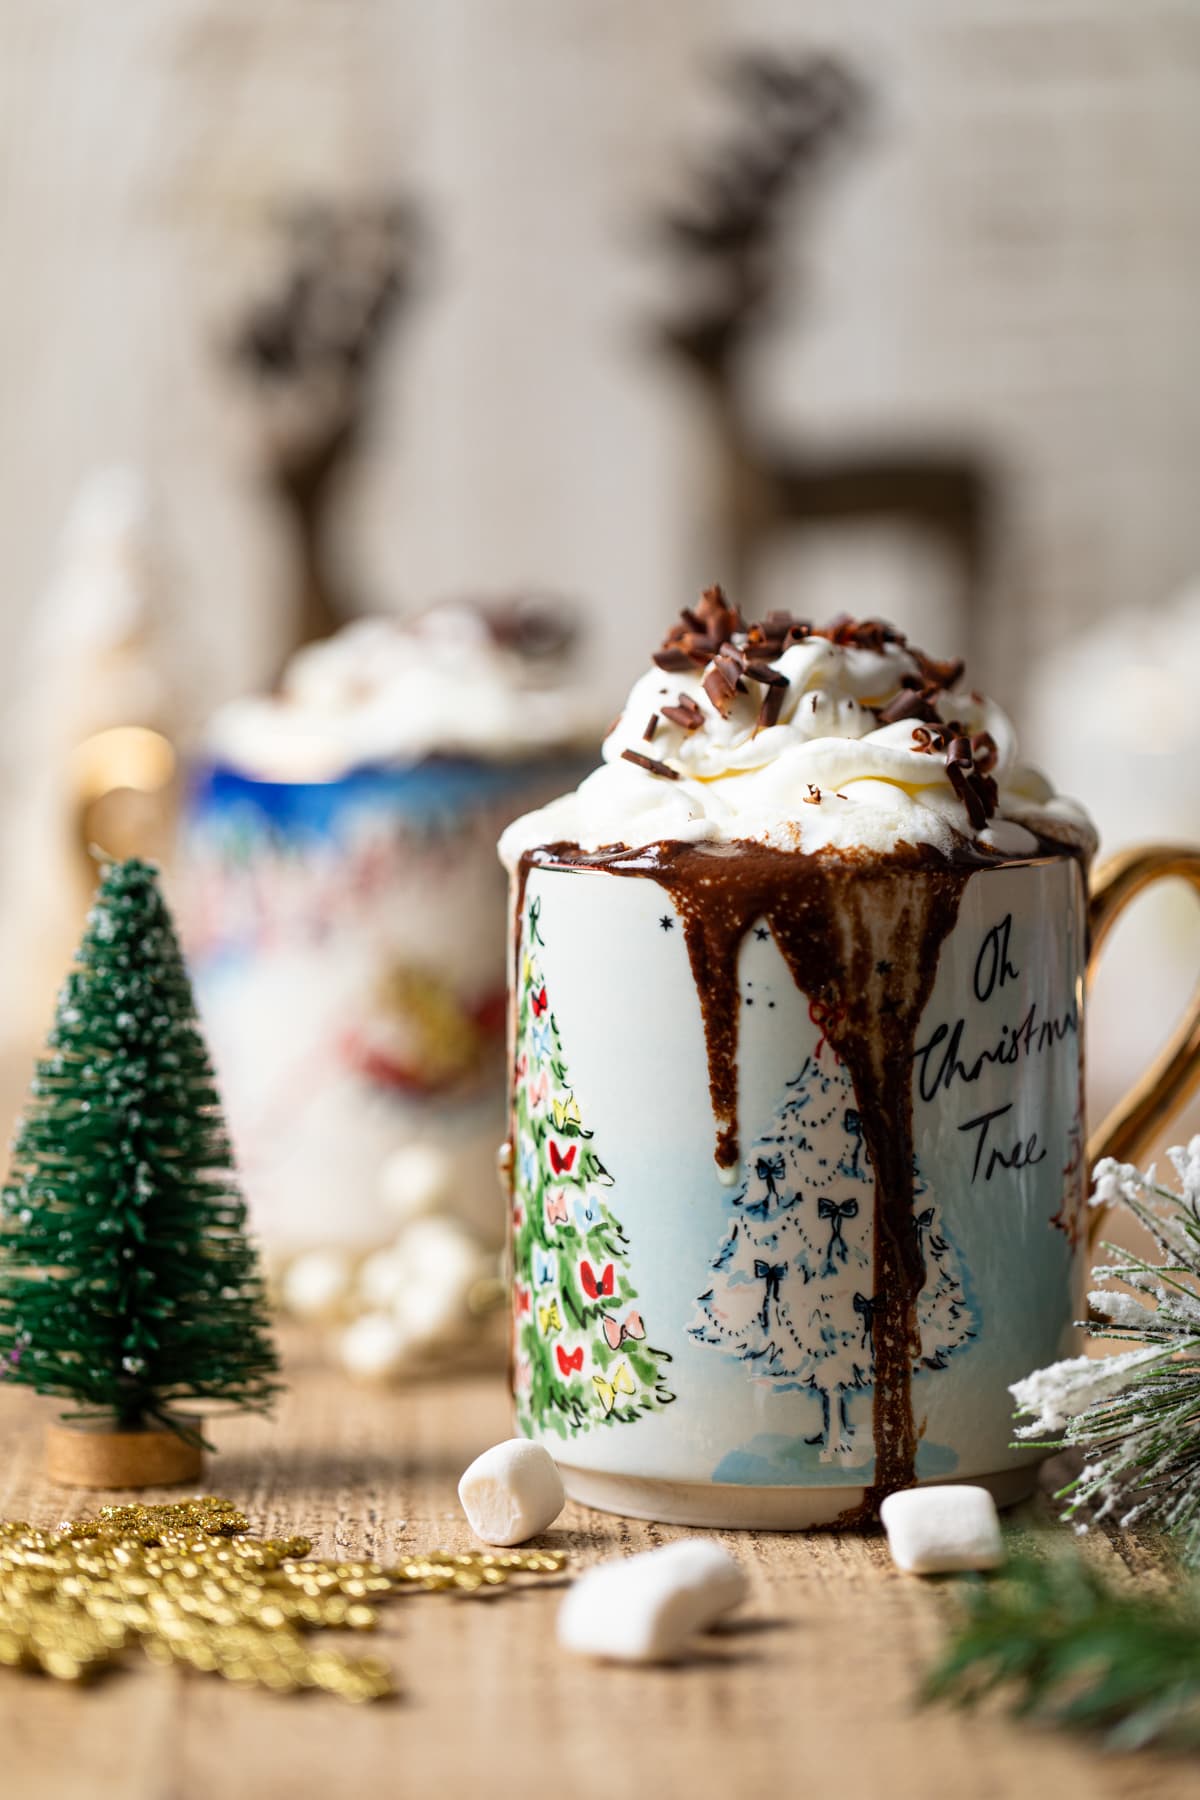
[506,842,1200,1527]
[179,751,589,1263]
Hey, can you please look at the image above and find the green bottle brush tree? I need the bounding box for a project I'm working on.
[0,858,279,1484]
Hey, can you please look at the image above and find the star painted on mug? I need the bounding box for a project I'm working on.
[754,926,770,941]
[875,959,892,975]
[659,915,674,931]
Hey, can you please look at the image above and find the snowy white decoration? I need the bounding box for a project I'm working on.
[379,1142,456,1222]
[280,1247,354,1320]
[356,1246,407,1311]
[390,1272,472,1354]
[0,467,176,1048]
[338,1311,409,1379]
[879,1485,1004,1574]
[557,1541,747,1664]
[1011,1138,1200,1561]
[690,1047,974,1463]
[389,1215,486,1297]
[371,1214,488,1355]
[291,1193,497,1376]
[457,1440,566,1546]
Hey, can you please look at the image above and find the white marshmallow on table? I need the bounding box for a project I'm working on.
[557,1540,747,1664]
[879,1485,1004,1574]
[458,1439,566,1546]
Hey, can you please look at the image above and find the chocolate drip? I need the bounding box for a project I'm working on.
[764,863,968,1513]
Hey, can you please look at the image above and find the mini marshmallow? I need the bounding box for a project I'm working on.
[879,1484,1004,1574]
[458,1439,566,1546]
[557,1540,747,1664]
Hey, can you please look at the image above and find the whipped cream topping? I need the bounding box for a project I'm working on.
[205,603,594,781]
[499,594,1096,866]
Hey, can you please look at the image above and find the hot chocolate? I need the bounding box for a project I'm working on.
[499,592,1097,1525]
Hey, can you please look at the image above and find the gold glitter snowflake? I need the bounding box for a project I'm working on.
[0,1496,565,1700]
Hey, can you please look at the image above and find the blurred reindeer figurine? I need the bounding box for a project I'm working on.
[653,52,995,658]
[232,199,426,665]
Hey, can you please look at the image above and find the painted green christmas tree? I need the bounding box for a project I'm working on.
[0,858,279,1438]
[512,898,673,1438]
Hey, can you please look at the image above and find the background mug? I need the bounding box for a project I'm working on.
[180,748,590,1266]
[506,841,1200,1527]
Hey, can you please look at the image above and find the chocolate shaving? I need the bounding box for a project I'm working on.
[970,731,998,775]
[653,584,745,672]
[649,597,986,810]
[702,660,740,717]
[821,611,856,644]
[621,748,679,781]
[643,713,659,742]
[744,660,789,687]
[803,784,822,805]
[755,682,786,732]
[662,695,705,732]
[946,760,983,828]
[911,649,965,693]
[652,646,698,673]
[876,686,939,727]
[943,733,995,831]
[810,614,905,653]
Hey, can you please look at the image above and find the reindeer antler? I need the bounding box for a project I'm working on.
[655,52,865,369]
[232,197,426,658]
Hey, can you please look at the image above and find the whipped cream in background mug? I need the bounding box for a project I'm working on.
[500,591,1200,1528]
[180,601,596,1264]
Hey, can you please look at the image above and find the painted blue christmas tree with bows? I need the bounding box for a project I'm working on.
[690,1036,975,1464]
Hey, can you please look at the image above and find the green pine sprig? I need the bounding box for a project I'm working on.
[1011,1141,1200,1564]
[925,1555,1200,1753]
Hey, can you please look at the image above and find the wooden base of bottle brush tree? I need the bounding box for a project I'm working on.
[44,1419,204,1489]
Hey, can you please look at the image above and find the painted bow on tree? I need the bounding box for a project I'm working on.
[818,1196,860,1272]
[602,1311,646,1351]
[808,998,847,1060]
[853,1291,875,1351]
[754,1260,788,1329]
[754,1152,787,1205]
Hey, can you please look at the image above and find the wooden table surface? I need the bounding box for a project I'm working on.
[0,1330,1193,1800]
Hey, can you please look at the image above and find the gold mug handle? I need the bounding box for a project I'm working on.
[1086,845,1200,1182]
